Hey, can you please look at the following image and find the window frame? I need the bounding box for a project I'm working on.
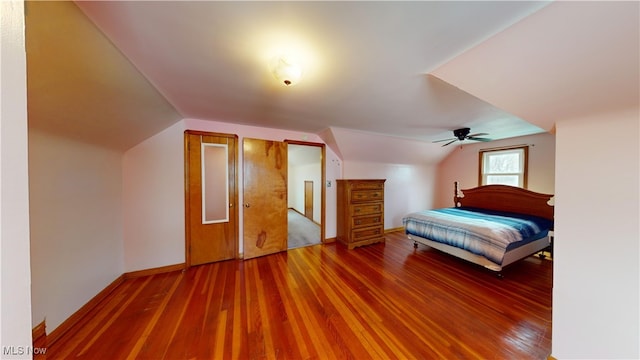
[478,146,529,188]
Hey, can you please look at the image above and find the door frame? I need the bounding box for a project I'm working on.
[285,140,326,243]
[184,130,239,267]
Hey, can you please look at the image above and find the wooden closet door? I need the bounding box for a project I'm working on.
[185,131,238,266]
[242,138,287,259]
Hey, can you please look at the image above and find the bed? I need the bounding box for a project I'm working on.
[403,182,554,276]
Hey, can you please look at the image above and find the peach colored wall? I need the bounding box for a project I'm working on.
[553,108,639,359]
[29,129,124,332]
[342,161,437,229]
[122,119,342,271]
[434,132,555,208]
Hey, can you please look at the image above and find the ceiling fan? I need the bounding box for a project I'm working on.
[433,127,492,147]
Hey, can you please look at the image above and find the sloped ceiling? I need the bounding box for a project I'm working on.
[432,1,639,132]
[27,1,638,165]
[28,0,550,159]
[26,1,182,150]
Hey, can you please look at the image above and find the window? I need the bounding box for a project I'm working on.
[479,146,528,188]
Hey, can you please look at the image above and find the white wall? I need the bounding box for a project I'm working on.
[29,130,125,332]
[122,118,341,270]
[342,161,437,229]
[1,0,33,355]
[122,121,186,271]
[553,108,639,359]
[435,132,555,208]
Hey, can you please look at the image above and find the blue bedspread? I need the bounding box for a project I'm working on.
[402,207,552,264]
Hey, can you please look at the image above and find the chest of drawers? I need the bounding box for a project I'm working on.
[336,179,385,249]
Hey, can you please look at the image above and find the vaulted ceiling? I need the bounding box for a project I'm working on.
[26,1,638,164]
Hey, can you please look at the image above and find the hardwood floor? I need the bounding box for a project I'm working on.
[45,231,552,359]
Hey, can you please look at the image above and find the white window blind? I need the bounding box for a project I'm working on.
[480,146,528,188]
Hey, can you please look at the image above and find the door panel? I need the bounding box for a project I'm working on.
[243,138,288,259]
[185,131,238,266]
[304,180,313,220]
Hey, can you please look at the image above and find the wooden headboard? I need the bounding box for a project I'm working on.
[453,182,554,221]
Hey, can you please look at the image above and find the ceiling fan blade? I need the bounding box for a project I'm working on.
[467,136,492,142]
[432,137,456,143]
[467,132,489,137]
[441,139,458,147]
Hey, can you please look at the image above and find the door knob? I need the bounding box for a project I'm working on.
[244,203,250,208]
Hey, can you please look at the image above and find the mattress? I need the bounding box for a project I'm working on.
[402,207,553,264]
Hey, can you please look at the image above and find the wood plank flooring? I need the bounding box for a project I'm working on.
[45,231,552,359]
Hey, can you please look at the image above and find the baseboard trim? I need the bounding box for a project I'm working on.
[123,263,185,279]
[32,320,46,349]
[46,263,186,346]
[385,227,404,233]
[47,274,124,346]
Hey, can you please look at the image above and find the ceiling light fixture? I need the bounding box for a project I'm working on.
[272,57,302,86]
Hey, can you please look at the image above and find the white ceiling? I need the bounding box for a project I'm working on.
[431,1,640,133]
[26,1,638,164]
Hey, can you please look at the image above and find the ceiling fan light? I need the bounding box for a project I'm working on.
[272,58,302,86]
[453,127,471,140]
[434,127,492,146]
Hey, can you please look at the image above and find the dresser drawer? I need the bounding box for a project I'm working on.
[352,214,383,229]
[351,225,383,241]
[350,190,384,203]
[351,203,383,216]
[347,181,384,190]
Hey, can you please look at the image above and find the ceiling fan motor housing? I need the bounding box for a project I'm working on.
[453,127,471,140]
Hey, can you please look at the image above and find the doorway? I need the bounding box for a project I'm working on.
[286,141,325,249]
